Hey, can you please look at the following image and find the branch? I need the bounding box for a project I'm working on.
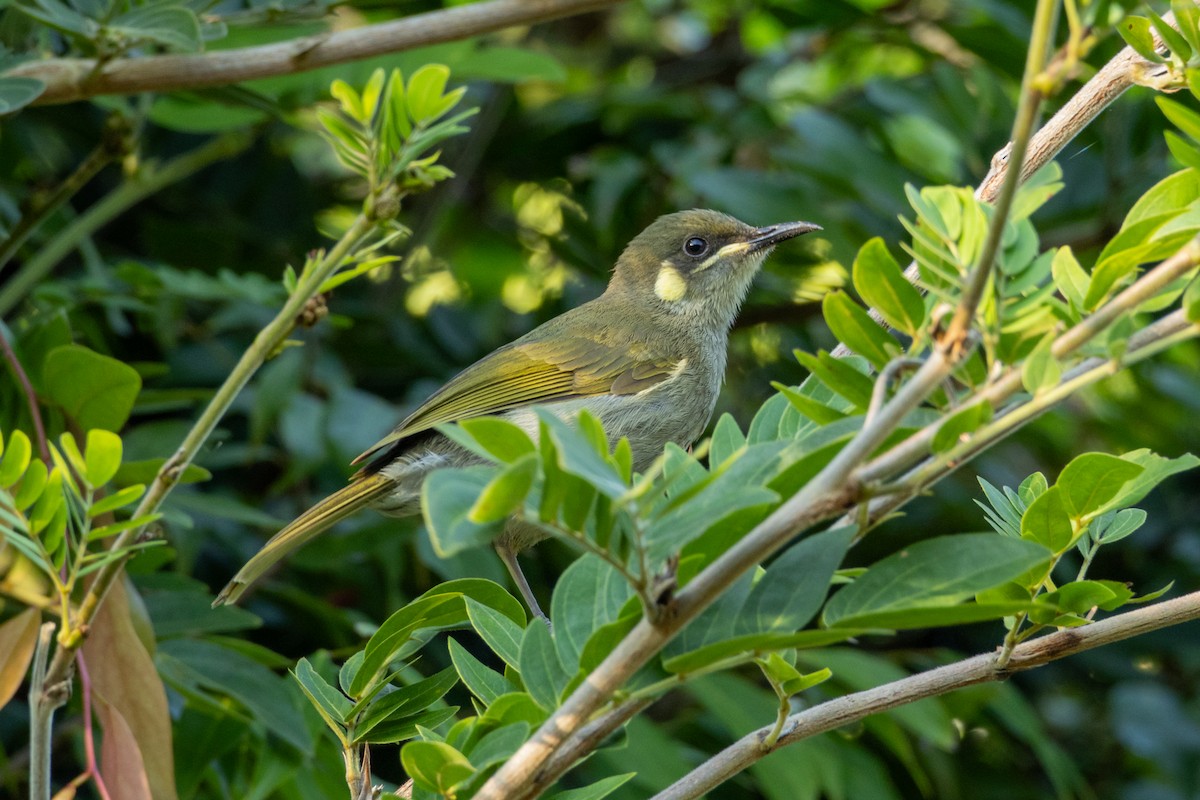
[512,697,654,800]
[652,589,1200,800]
[39,211,378,693]
[0,326,50,463]
[4,0,621,106]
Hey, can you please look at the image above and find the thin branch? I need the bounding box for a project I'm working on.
[39,211,377,693]
[76,655,114,800]
[847,308,1197,545]
[652,589,1200,800]
[942,0,1057,347]
[831,19,1151,358]
[29,622,63,800]
[859,236,1200,486]
[4,0,621,106]
[0,326,50,463]
[0,132,253,317]
[0,134,120,278]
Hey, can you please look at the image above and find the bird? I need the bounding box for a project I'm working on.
[213,209,819,617]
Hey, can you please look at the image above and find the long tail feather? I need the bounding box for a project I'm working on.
[213,473,394,606]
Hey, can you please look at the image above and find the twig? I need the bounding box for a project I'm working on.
[652,589,1200,800]
[4,0,621,106]
[864,358,924,426]
[942,0,1057,348]
[0,133,252,317]
[76,654,114,800]
[29,622,63,800]
[38,211,377,703]
[0,326,50,463]
[0,136,119,277]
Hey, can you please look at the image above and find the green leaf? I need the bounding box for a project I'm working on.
[455,417,536,463]
[43,345,142,432]
[448,637,511,704]
[1051,247,1089,310]
[1119,15,1165,63]
[468,454,537,524]
[1176,0,1200,51]
[709,413,747,467]
[1021,335,1060,395]
[465,597,524,669]
[793,350,874,410]
[1159,97,1200,145]
[466,722,530,769]
[400,740,474,796]
[352,593,462,696]
[822,291,900,368]
[852,237,925,335]
[84,429,123,487]
[545,774,636,800]
[291,657,351,730]
[354,667,458,744]
[1020,486,1075,552]
[931,401,992,454]
[1149,8,1192,62]
[822,534,1053,627]
[359,706,459,745]
[536,411,627,499]
[406,64,454,125]
[549,555,632,673]
[1037,581,1119,619]
[662,629,866,675]
[0,76,45,115]
[1091,507,1147,544]
[0,430,32,489]
[1184,276,1200,321]
[423,466,504,557]
[739,526,854,633]
[1096,450,1200,514]
[1167,130,1200,172]
[157,639,311,752]
[1057,453,1145,518]
[829,601,1035,629]
[109,4,202,52]
[519,620,570,710]
[87,484,145,519]
[12,459,47,511]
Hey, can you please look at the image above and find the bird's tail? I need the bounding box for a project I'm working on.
[213,472,394,607]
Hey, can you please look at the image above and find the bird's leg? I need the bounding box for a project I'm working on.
[495,542,548,623]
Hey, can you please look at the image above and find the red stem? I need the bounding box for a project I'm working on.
[76,654,114,800]
[0,325,50,463]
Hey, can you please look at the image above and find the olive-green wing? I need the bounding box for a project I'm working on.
[353,337,679,465]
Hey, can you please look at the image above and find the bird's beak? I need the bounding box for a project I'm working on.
[747,221,822,252]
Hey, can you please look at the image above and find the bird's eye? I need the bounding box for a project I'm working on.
[684,237,709,257]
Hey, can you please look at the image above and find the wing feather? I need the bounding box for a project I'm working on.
[353,336,679,465]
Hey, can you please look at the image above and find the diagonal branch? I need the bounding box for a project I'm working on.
[652,589,1200,800]
[4,0,622,106]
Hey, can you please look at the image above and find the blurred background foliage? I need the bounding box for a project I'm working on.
[3,0,1200,798]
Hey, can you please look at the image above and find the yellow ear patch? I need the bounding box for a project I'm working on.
[655,265,688,302]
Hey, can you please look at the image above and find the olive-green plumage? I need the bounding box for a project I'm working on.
[214,209,819,613]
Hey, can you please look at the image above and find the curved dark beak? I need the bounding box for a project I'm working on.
[748,221,822,252]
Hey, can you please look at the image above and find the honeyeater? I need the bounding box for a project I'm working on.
[214,209,819,616]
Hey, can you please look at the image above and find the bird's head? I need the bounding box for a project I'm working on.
[609,209,820,328]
